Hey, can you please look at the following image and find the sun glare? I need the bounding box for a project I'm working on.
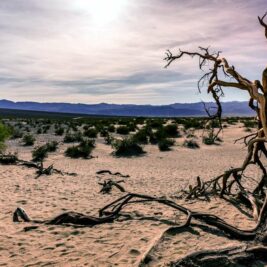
[86,0,127,27]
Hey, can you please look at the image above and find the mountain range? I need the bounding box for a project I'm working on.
[0,99,254,117]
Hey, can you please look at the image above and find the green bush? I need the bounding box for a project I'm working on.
[11,129,23,139]
[63,132,83,143]
[55,127,64,136]
[243,120,257,128]
[22,134,35,146]
[147,119,163,128]
[32,141,58,162]
[108,125,115,133]
[65,139,95,159]
[32,145,48,162]
[0,123,11,143]
[163,124,179,137]
[45,141,58,152]
[84,128,98,138]
[132,128,148,144]
[116,126,130,135]
[112,137,145,156]
[104,134,114,145]
[158,138,175,151]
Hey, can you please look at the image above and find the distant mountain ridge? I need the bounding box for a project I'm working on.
[0,99,254,117]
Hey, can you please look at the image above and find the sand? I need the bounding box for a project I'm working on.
[0,124,259,266]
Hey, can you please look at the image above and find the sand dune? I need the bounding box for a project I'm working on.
[0,125,258,266]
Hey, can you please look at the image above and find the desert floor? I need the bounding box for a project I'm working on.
[0,124,260,266]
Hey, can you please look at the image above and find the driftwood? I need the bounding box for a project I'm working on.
[96,170,130,178]
[12,192,267,265]
[13,207,115,226]
[0,154,77,178]
[18,160,77,178]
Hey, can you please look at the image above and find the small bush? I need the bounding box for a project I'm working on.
[163,124,179,137]
[11,129,23,139]
[32,141,58,162]
[55,127,64,136]
[116,126,130,135]
[112,137,145,156]
[108,125,115,133]
[158,138,175,151]
[147,119,163,128]
[45,141,58,152]
[132,128,148,144]
[243,120,257,128]
[65,139,95,159]
[202,136,215,145]
[84,128,98,138]
[63,132,83,143]
[183,139,200,149]
[22,134,35,146]
[32,145,48,162]
[104,134,114,145]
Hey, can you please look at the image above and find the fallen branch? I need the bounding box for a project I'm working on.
[96,170,130,178]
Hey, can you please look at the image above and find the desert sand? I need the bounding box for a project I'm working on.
[0,124,259,266]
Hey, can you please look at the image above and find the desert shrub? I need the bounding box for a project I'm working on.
[163,124,179,137]
[147,119,163,129]
[112,137,145,156]
[32,141,58,162]
[104,134,114,145]
[64,139,95,159]
[42,125,50,133]
[0,123,11,146]
[149,133,158,144]
[84,128,98,138]
[22,134,35,146]
[55,127,64,136]
[45,141,58,152]
[63,132,83,143]
[11,129,23,139]
[134,117,145,125]
[132,128,148,144]
[155,127,167,140]
[127,123,137,132]
[202,135,215,145]
[32,145,48,162]
[243,120,257,128]
[116,126,130,135]
[182,118,203,129]
[158,138,175,151]
[108,125,115,133]
[100,128,109,137]
[226,117,239,125]
[183,139,200,149]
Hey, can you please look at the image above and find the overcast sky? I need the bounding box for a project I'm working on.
[0,0,266,104]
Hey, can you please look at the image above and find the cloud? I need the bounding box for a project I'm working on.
[0,0,266,104]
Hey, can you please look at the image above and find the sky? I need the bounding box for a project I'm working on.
[0,0,266,104]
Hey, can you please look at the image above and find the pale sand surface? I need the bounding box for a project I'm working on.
[0,124,260,266]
